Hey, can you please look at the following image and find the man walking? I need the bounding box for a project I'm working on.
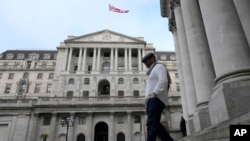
[142,53,174,141]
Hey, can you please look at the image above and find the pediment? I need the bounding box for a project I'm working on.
[64,29,146,44]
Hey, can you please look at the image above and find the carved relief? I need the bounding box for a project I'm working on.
[102,31,111,40]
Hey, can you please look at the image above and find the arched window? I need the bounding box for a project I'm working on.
[84,78,90,85]
[117,132,125,141]
[69,78,74,84]
[102,62,110,73]
[118,78,124,84]
[77,134,85,141]
[133,78,139,84]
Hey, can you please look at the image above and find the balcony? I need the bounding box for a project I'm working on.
[0,96,145,108]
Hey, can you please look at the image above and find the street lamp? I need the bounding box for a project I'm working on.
[61,117,75,141]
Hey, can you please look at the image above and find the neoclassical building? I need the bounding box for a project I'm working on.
[161,0,250,140]
[0,29,182,141]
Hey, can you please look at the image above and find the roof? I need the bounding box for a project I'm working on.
[0,50,57,60]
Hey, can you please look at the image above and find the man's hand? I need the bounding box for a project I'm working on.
[149,93,157,98]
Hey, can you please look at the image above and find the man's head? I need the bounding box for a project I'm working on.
[142,53,156,68]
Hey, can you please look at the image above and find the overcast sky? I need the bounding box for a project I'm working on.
[0,0,175,53]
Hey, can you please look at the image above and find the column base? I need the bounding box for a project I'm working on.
[186,116,195,135]
[209,79,250,125]
[193,105,211,133]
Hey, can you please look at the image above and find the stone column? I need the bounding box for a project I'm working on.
[27,113,39,141]
[126,111,132,141]
[129,48,132,71]
[87,112,93,141]
[125,48,128,71]
[97,48,101,72]
[77,48,83,71]
[233,0,250,47]
[138,48,142,71]
[169,20,189,123]
[69,113,75,141]
[142,49,146,71]
[92,48,97,71]
[67,48,73,72]
[199,0,250,125]
[110,48,114,71]
[82,48,87,73]
[64,48,69,71]
[109,112,115,141]
[115,48,118,71]
[49,112,57,141]
[173,0,197,134]
[181,0,215,131]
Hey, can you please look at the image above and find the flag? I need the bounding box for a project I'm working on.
[109,4,129,13]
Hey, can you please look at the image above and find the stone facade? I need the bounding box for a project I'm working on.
[0,29,182,141]
[160,0,250,140]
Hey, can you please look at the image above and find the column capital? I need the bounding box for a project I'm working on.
[170,0,180,10]
[169,20,177,33]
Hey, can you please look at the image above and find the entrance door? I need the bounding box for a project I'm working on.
[94,122,108,141]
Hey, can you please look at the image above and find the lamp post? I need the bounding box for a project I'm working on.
[61,117,75,141]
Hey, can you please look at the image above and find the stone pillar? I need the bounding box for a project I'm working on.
[92,48,97,71]
[233,0,250,47]
[110,48,114,71]
[109,112,115,141]
[64,48,69,71]
[97,48,101,72]
[69,113,75,141]
[49,112,57,141]
[142,49,146,71]
[199,0,250,125]
[87,112,93,141]
[67,48,73,72]
[127,111,132,141]
[138,48,142,71]
[181,0,215,132]
[115,48,118,71]
[125,48,128,71]
[169,20,189,123]
[77,48,83,71]
[173,0,197,134]
[82,48,87,73]
[129,48,132,71]
[27,113,39,141]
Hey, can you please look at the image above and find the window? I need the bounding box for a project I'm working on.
[74,66,78,72]
[17,53,25,59]
[104,52,110,57]
[170,54,176,60]
[23,72,29,79]
[37,73,43,79]
[88,52,93,57]
[6,53,14,59]
[176,83,180,92]
[133,78,139,84]
[160,55,167,60]
[46,84,52,93]
[42,135,48,141]
[27,61,32,69]
[118,66,124,73]
[117,115,124,124]
[8,73,14,79]
[118,78,124,84]
[133,91,139,98]
[79,116,86,125]
[132,65,138,73]
[43,116,51,125]
[118,91,124,98]
[48,73,54,79]
[29,53,39,60]
[43,53,51,59]
[4,84,11,93]
[67,91,73,99]
[134,115,141,123]
[19,81,27,95]
[102,62,110,73]
[34,84,41,93]
[0,73,2,79]
[175,73,178,79]
[117,133,125,141]
[69,78,74,84]
[83,91,89,98]
[88,66,92,73]
[84,78,90,85]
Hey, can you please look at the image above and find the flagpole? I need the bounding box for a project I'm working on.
[107,2,110,30]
